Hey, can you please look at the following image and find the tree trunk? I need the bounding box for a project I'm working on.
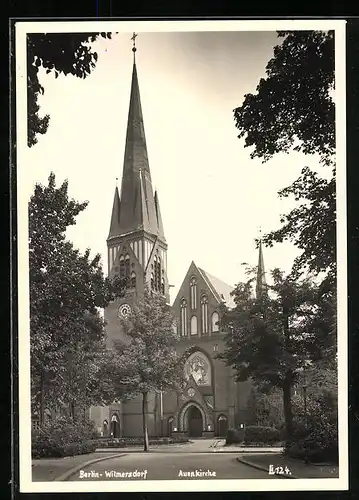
[142,392,149,452]
[283,372,293,444]
[281,305,294,445]
[38,369,45,427]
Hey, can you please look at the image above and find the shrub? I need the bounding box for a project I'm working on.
[225,428,242,445]
[80,441,98,454]
[285,389,338,464]
[244,426,280,444]
[286,436,338,464]
[95,436,188,448]
[291,420,308,440]
[32,416,100,458]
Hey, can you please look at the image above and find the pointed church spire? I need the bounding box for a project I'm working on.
[256,232,267,299]
[154,190,166,241]
[108,185,121,238]
[114,34,164,239]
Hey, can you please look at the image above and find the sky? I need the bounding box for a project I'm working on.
[23,29,330,302]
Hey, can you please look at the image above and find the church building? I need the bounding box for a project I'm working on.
[89,38,266,439]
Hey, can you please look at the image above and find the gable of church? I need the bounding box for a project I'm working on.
[181,376,214,413]
[172,261,229,337]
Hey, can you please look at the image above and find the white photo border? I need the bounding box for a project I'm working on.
[15,18,348,493]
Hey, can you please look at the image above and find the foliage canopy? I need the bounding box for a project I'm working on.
[27,33,113,146]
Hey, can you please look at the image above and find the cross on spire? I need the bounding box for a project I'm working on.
[131,32,138,54]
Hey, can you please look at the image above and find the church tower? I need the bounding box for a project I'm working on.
[256,237,267,300]
[95,35,169,438]
[106,35,169,345]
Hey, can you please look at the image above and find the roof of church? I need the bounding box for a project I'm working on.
[197,267,235,309]
[108,57,165,241]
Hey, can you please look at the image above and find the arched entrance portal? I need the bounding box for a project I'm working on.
[187,406,203,437]
[217,415,228,437]
[103,420,109,437]
[167,417,174,437]
[110,414,120,438]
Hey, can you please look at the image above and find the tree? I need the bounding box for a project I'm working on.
[233,31,336,278]
[218,266,335,444]
[29,173,127,424]
[27,32,113,147]
[43,326,126,420]
[115,290,187,451]
[253,388,284,429]
[291,375,338,463]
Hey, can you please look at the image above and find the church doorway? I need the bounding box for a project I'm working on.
[110,414,120,438]
[103,420,109,437]
[217,415,228,437]
[167,417,174,437]
[187,406,203,437]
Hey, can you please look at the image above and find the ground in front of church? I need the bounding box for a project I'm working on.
[31,438,338,481]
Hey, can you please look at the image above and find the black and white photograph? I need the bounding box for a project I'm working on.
[15,20,347,493]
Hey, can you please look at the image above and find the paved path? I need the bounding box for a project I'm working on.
[64,452,276,481]
[96,438,218,454]
[212,439,283,453]
[32,452,117,482]
[95,439,283,454]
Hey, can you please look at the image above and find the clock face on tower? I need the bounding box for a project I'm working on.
[118,303,132,318]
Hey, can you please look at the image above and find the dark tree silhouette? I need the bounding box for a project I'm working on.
[27,32,113,146]
[29,172,127,423]
[218,266,336,444]
[234,31,335,280]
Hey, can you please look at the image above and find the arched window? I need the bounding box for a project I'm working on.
[190,277,197,309]
[161,277,165,295]
[119,255,125,277]
[153,255,161,292]
[217,414,228,437]
[124,254,130,278]
[157,256,161,291]
[180,299,188,336]
[151,272,154,290]
[201,295,208,334]
[190,315,198,335]
[154,256,158,290]
[184,351,212,386]
[130,271,136,288]
[211,311,219,332]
